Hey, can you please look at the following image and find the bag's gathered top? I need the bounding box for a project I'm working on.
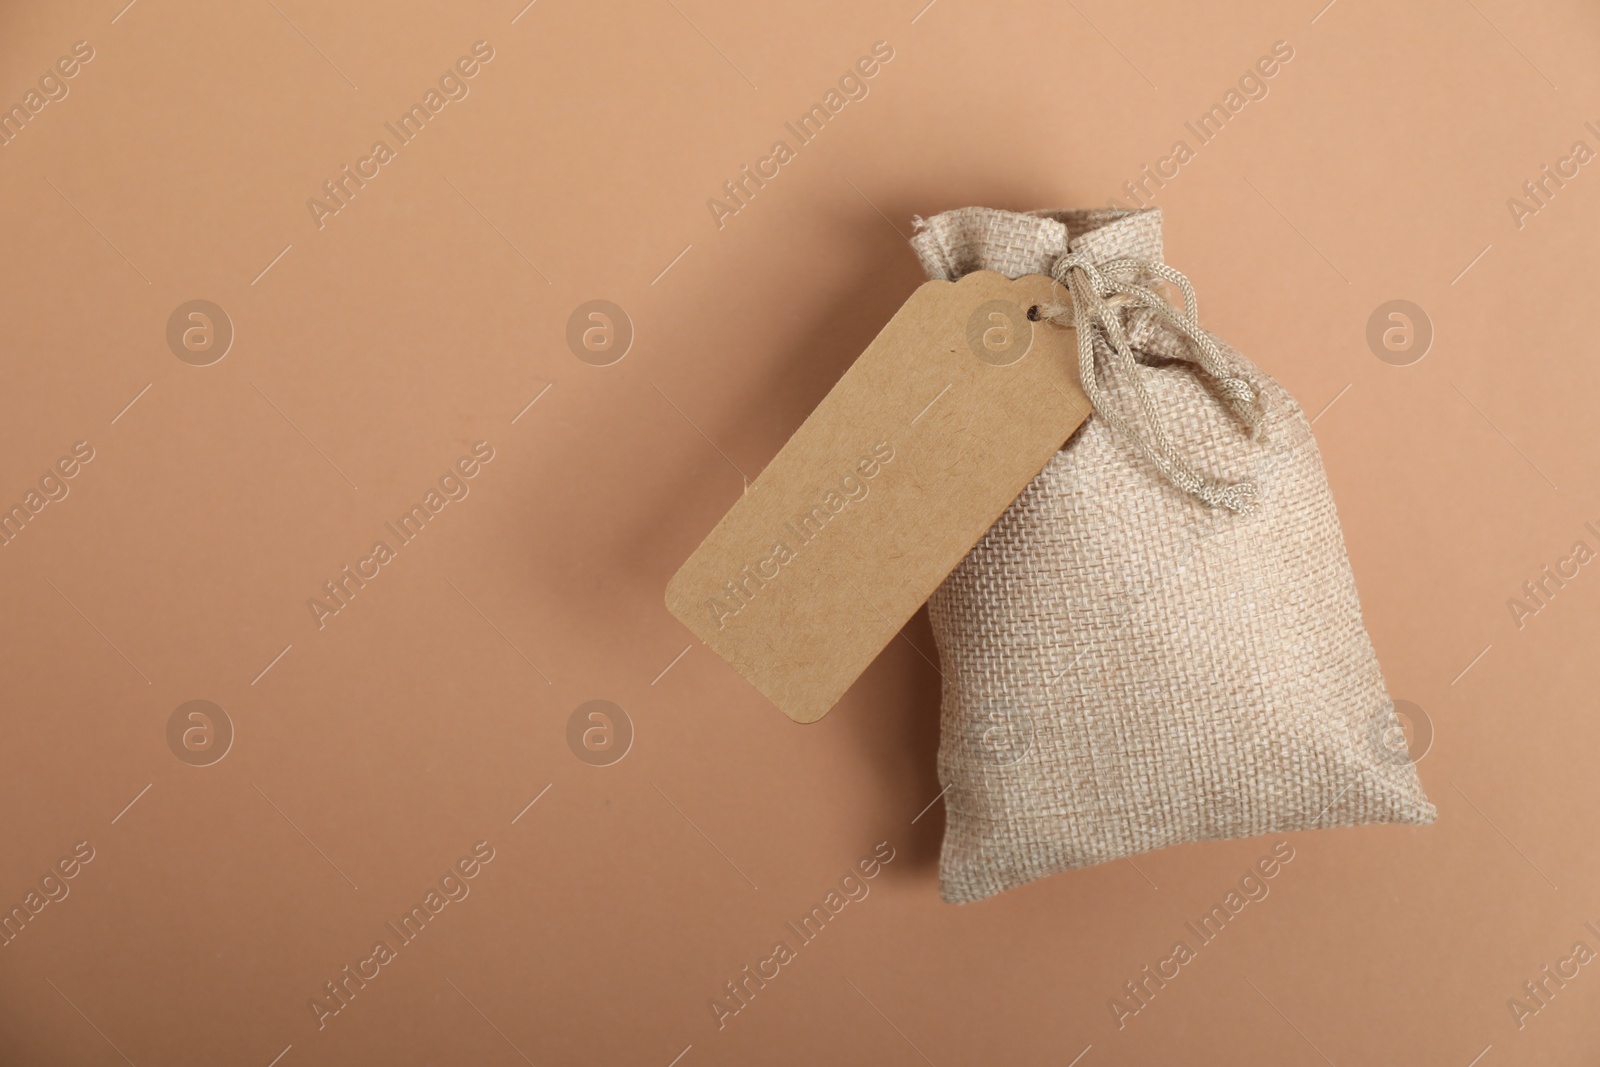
[1043,252,1263,513]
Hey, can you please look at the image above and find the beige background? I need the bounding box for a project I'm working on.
[1,0,1597,1063]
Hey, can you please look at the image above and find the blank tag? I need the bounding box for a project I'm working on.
[666,271,1089,723]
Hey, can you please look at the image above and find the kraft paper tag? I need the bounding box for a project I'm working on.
[666,271,1090,723]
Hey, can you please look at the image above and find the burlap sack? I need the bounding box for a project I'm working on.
[913,207,1435,905]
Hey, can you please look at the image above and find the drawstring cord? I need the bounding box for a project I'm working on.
[1042,252,1263,514]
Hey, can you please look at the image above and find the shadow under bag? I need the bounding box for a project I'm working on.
[913,206,1436,905]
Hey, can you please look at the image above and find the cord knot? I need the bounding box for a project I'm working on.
[1044,252,1263,514]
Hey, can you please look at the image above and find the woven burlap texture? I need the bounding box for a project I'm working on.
[913,207,1436,905]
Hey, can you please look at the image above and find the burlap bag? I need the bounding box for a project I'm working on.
[913,206,1435,905]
